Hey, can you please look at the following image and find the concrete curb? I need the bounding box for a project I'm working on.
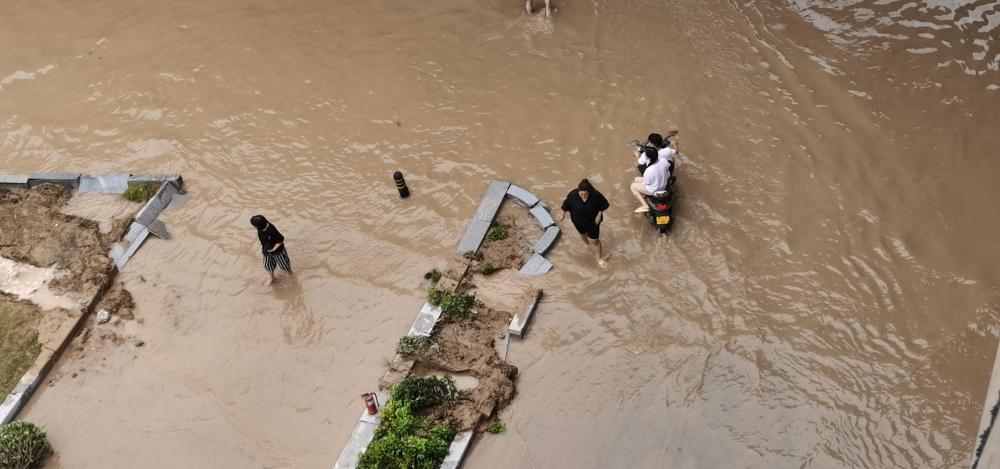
[0,172,184,424]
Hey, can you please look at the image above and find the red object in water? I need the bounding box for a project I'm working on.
[362,393,379,415]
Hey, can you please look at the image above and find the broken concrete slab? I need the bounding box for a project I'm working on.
[532,226,560,256]
[113,228,150,270]
[455,180,510,254]
[78,173,130,193]
[28,172,80,188]
[529,205,555,229]
[0,174,29,189]
[440,431,475,469]
[509,289,543,338]
[123,222,147,243]
[505,184,539,208]
[519,253,553,277]
[128,174,183,191]
[147,220,170,240]
[135,183,178,227]
[406,303,443,337]
[166,192,190,210]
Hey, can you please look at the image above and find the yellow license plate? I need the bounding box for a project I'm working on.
[656,216,670,225]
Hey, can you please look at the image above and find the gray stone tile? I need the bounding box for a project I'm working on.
[333,421,379,469]
[135,183,178,227]
[440,431,475,469]
[79,173,130,193]
[123,222,146,243]
[28,172,80,188]
[406,303,442,337]
[531,226,560,255]
[505,184,539,207]
[509,289,543,337]
[455,181,511,254]
[473,180,510,222]
[519,253,553,277]
[147,220,170,240]
[115,228,150,270]
[0,174,28,189]
[529,205,555,229]
[129,174,183,190]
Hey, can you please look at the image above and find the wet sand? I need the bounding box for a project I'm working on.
[2,0,999,467]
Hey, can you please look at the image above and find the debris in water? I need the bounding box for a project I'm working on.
[96,309,111,324]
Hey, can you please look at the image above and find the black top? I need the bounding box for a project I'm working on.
[561,188,610,231]
[257,224,285,254]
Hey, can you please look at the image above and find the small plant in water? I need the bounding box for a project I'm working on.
[122,183,159,203]
[427,287,445,306]
[391,376,460,411]
[487,421,506,434]
[487,225,508,241]
[479,261,497,275]
[397,335,434,358]
[423,269,443,283]
[440,291,477,318]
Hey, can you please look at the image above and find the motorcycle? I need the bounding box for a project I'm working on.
[628,130,679,235]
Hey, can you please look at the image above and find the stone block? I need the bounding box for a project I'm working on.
[406,303,442,337]
[333,420,379,469]
[123,222,147,243]
[0,373,39,425]
[440,431,475,469]
[455,181,511,254]
[78,173,130,193]
[135,183,178,227]
[519,253,553,277]
[529,205,555,229]
[113,228,149,270]
[472,180,510,222]
[28,172,80,188]
[505,184,539,207]
[0,174,29,189]
[509,289,543,338]
[128,174,183,191]
[532,226,560,255]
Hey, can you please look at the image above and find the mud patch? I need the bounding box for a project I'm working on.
[95,281,136,321]
[471,204,535,275]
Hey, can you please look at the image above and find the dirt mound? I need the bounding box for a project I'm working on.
[95,281,136,320]
[0,184,128,299]
[472,211,532,274]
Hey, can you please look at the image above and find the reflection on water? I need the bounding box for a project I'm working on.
[2,0,998,467]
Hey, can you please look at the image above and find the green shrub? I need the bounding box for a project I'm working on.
[487,421,506,434]
[0,420,53,469]
[122,183,159,203]
[391,376,459,411]
[427,288,445,307]
[423,269,442,283]
[479,262,497,275]
[487,226,508,241]
[440,292,477,318]
[358,400,456,469]
[397,336,434,358]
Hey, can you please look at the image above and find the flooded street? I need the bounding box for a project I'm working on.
[2,0,999,467]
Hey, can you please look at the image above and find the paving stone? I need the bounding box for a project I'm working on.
[509,289,543,337]
[128,174,183,190]
[123,222,146,243]
[455,181,511,254]
[78,173,129,193]
[505,184,539,207]
[531,225,560,255]
[529,205,555,229]
[333,420,379,469]
[0,174,29,189]
[440,431,475,469]
[135,183,178,227]
[28,172,80,188]
[406,303,442,337]
[519,253,553,277]
[114,228,150,270]
[167,192,190,210]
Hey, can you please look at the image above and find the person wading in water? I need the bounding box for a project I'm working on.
[251,215,292,284]
[559,179,610,267]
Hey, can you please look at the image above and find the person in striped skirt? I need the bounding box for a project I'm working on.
[251,215,292,284]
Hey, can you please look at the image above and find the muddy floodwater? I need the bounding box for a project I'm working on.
[2,0,999,467]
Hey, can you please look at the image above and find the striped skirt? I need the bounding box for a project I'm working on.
[262,248,292,273]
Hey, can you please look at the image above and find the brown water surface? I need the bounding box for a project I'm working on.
[2,0,999,467]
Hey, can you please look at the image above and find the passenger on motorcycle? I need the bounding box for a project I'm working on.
[630,147,670,213]
[632,133,679,175]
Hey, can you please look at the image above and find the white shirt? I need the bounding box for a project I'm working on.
[658,146,677,166]
[642,157,671,193]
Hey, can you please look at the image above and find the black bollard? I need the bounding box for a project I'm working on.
[393,171,410,198]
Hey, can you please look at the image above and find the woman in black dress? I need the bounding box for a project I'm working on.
[250,215,292,283]
[559,179,610,267]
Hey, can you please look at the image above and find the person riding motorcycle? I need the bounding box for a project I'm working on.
[630,147,671,213]
[631,132,679,176]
